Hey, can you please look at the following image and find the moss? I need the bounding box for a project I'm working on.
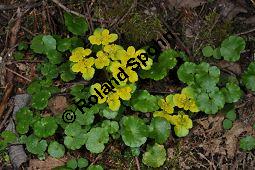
[94,0,164,46]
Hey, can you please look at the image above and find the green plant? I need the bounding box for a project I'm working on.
[202,35,246,61]
[12,9,253,168]
[48,141,65,158]
[239,136,255,151]
[242,62,255,91]
[142,143,166,168]
[0,131,17,151]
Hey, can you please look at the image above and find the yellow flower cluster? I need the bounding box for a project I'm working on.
[173,87,199,112]
[90,83,133,111]
[69,28,153,83]
[153,87,198,137]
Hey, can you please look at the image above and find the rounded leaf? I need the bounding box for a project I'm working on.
[202,45,214,57]
[223,119,233,130]
[149,117,170,144]
[86,127,109,153]
[120,116,148,147]
[240,136,255,151]
[33,117,58,138]
[48,141,65,158]
[142,144,166,168]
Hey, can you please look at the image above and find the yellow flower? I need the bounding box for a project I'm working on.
[173,94,199,112]
[95,51,110,69]
[104,44,126,61]
[107,92,121,111]
[153,111,173,122]
[70,47,92,62]
[109,61,138,84]
[170,112,193,137]
[88,28,118,45]
[158,95,174,114]
[170,114,192,128]
[71,57,95,80]
[116,86,132,100]
[119,46,153,70]
[90,83,107,104]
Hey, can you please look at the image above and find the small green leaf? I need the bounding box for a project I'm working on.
[69,37,84,51]
[225,110,237,121]
[16,107,33,134]
[87,165,104,170]
[220,35,245,62]
[48,141,65,158]
[77,158,89,168]
[213,48,221,59]
[221,82,242,103]
[1,131,16,143]
[18,42,28,51]
[46,50,63,64]
[140,49,178,80]
[42,35,57,52]
[59,62,76,82]
[66,159,78,169]
[130,147,140,157]
[102,107,118,119]
[40,63,58,79]
[30,35,44,54]
[130,90,159,113]
[33,117,58,138]
[202,45,214,57]
[223,119,233,130]
[86,127,109,153]
[26,135,47,157]
[13,51,24,60]
[120,116,148,147]
[239,136,255,151]
[196,88,225,114]
[101,120,119,134]
[149,117,170,144]
[142,143,166,168]
[177,62,197,85]
[64,12,88,35]
[57,38,72,52]
[64,122,87,150]
[242,62,255,91]
[30,35,57,54]
[31,90,51,110]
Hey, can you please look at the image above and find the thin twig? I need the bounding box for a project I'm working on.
[0,84,13,119]
[236,27,255,35]
[21,26,36,36]
[5,67,31,82]
[110,0,137,30]
[135,157,141,170]
[51,0,86,18]
[51,0,107,23]
[0,104,14,131]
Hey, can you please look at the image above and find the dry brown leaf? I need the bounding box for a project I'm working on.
[206,115,225,136]
[48,96,68,115]
[218,60,242,75]
[202,139,226,156]
[28,156,68,170]
[224,121,252,158]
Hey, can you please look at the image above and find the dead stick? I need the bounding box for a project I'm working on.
[5,67,31,82]
[135,157,141,170]
[236,27,255,35]
[0,104,14,131]
[51,0,86,18]
[0,84,13,119]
